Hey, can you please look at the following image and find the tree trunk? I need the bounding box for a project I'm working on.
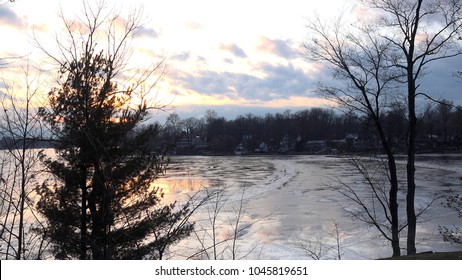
[406,82,417,255]
[80,166,88,260]
[88,188,104,260]
[17,141,27,260]
[404,0,422,257]
[386,153,400,257]
[89,163,110,259]
[375,118,401,257]
[17,167,25,260]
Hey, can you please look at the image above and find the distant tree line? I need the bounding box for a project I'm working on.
[3,100,461,155]
[157,102,462,155]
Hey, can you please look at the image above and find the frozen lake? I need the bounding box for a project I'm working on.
[156,154,462,260]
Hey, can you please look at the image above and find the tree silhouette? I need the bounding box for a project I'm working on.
[304,0,462,256]
[35,1,193,259]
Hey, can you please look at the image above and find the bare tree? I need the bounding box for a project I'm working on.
[362,0,462,256]
[331,156,408,254]
[295,220,347,260]
[0,62,47,259]
[33,0,166,107]
[149,191,211,260]
[438,190,462,245]
[303,13,403,256]
[304,0,462,256]
[187,184,267,260]
[330,155,439,258]
[180,117,200,150]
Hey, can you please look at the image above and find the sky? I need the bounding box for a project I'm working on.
[1,0,462,122]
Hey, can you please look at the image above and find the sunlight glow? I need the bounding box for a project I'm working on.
[1,0,365,118]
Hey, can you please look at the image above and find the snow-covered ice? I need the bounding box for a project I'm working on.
[158,154,462,260]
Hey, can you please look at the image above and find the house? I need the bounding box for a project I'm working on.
[305,140,328,154]
[255,142,269,153]
[280,135,290,153]
[176,134,209,151]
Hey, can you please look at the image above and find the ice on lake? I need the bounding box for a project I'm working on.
[156,154,462,260]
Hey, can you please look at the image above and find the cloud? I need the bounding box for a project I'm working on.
[219,43,247,58]
[254,63,314,97]
[257,36,298,59]
[170,51,191,62]
[232,63,315,101]
[307,52,462,107]
[171,62,315,102]
[137,26,159,39]
[0,6,24,28]
[172,69,233,96]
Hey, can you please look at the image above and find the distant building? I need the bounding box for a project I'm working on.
[255,142,269,153]
[234,143,246,155]
[176,134,190,150]
[305,140,328,154]
[176,134,208,151]
[345,133,358,151]
[280,135,290,153]
[236,134,253,153]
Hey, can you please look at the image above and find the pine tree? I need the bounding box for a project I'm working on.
[35,2,193,259]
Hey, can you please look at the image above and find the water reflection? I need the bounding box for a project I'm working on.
[159,154,462,260]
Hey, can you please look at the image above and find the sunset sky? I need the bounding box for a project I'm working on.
[1,0,461,121]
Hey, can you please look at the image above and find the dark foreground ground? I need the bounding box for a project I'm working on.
[383,251,462,260]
